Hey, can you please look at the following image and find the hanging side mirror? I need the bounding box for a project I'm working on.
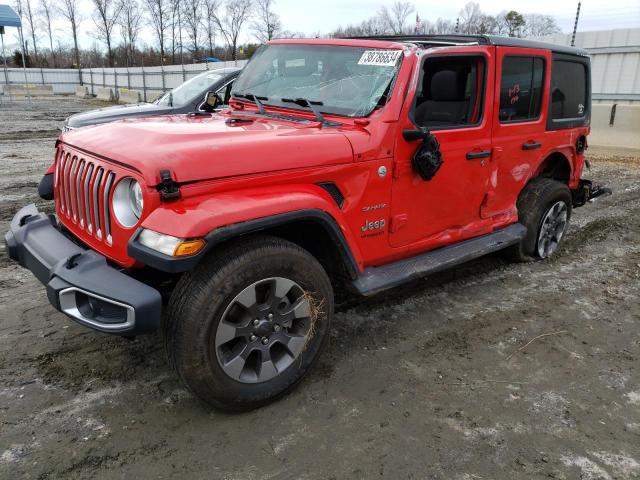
[202,91,222,112]
[402,128,428,142]
[405,127,444,181]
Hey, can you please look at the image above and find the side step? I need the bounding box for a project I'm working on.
[352,223,527,296]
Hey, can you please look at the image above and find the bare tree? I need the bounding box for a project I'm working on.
[213,0,252,61]
[476,14,498,34]
[459,1,482,34]
[277,30,305,39]
[13,1,27,59]
[331,11,394,37]
[92,0,123,66]
[494,11,509,36]
[144,0,170,63]
[434,17,456,34]
[203,0,220,56]
[182,0,203,57]
[523,14,561,37]
[118,0,142,66]
[18,0,40,63]
[168,0,183,63]
[57,0,82,69]
[379,1,415,35]
[39,0,56,66]
[251,0,282,43]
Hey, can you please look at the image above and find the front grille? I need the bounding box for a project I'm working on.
[55,148,118,246]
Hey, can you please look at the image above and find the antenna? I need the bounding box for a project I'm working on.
[571,2,581,47]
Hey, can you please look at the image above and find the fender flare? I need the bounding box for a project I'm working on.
[128,208,360,277]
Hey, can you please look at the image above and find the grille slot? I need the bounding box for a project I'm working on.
[93,167,104,239]
[103,172,115,244]
[69,157,79,221]
[83,163,94,233]
[75,160,85,226]
[56,149,119,246]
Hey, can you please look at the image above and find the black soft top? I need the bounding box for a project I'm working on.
[349,34,589,57]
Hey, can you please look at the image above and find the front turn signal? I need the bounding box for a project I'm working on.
[173,239,206,257]
[138,229,206,257]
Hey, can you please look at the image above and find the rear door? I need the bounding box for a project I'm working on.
[389,46,496,248]
[483,47,550,218]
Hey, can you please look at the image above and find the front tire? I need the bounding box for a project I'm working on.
[165,236,333,411]
[505,178,572,262]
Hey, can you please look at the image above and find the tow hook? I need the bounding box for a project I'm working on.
[573,179,612,207]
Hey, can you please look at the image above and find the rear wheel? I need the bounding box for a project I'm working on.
[165,236,333,411]
[505,178,572,262]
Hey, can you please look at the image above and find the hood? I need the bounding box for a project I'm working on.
[61,113,356,185]
[66,103,173,128]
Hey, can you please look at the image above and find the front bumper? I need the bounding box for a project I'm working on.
[4,204,161,335]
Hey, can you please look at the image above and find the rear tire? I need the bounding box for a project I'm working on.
[164,235,333,411]
[505,178,572,262]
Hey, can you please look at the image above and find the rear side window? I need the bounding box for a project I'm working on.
[551,60,587,119]
[499,56,544,122]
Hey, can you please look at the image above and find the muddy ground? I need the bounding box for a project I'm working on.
[0,96,639,480]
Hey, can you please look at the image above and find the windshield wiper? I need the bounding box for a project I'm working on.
[281,98,325,124]
[233,92,267,114]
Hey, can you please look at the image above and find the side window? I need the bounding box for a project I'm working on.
[499,56,544,122]
[414,56,485,129]
[551,60,587,119]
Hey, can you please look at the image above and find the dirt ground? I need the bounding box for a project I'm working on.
[0,96,639,480]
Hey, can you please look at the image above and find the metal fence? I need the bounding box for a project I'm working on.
[1,60,248,101]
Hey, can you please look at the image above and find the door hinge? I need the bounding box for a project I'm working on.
[158,169,181,202]
[392,161,401,179]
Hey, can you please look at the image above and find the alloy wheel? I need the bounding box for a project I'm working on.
[537,201,568,258]
[214,277,313,383]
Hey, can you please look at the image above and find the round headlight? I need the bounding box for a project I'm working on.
[129,180,143,218]
[112,177,143,228]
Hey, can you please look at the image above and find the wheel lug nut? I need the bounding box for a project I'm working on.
[273,324,281,332]
[267,313,274,320]
[250,334,257,342]
[253,319,260,326]
[261,337,269,345]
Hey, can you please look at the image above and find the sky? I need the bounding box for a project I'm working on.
[1,0,639,54]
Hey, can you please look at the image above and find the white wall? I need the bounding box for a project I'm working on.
[531,28,640,105]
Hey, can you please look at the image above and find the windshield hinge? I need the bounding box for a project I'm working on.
[158,169,181,202]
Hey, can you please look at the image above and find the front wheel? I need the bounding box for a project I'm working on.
[505,178,572,262]
[165,236,333,411]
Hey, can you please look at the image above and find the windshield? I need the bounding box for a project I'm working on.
[232,44,403,117]
[156,70,225,107]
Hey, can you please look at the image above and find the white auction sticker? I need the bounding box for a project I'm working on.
[357,50,402,67]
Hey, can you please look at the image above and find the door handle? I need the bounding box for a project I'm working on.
[466,150,491,160]
[522,141,542,150]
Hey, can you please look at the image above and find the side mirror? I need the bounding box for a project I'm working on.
[202,91,222,112]
[407,128,443,181]
[402,128,428,142]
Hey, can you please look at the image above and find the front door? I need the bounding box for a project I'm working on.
[389,46,496,249]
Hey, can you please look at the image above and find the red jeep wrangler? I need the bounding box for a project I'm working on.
[6,35,607,410]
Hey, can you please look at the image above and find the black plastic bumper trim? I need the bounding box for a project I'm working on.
[5,204,162,335]
[38,173,54,200]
